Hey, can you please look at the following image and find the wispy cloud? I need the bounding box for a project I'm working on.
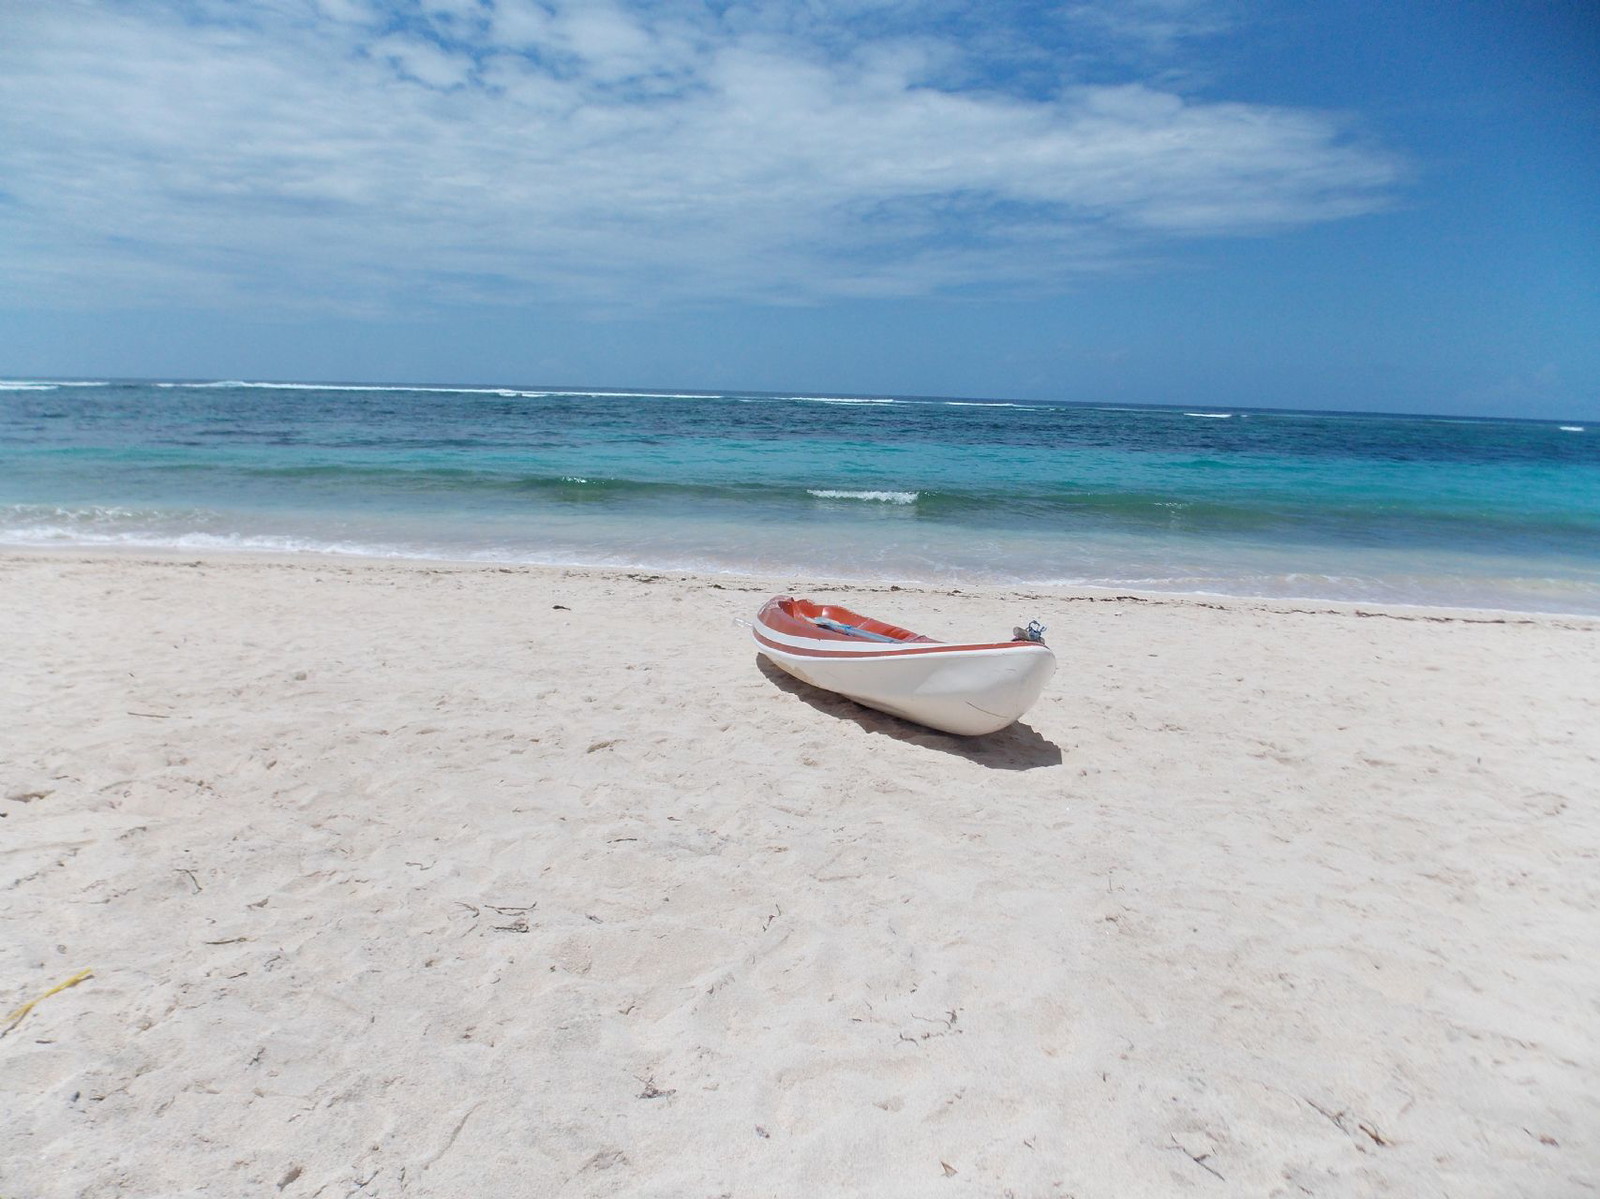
[0,0,1403,312]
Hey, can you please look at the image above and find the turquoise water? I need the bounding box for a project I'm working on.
[2,379,1598,612]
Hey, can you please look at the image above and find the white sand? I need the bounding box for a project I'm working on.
[2,550,1597,1197]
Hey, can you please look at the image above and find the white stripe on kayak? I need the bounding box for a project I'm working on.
[754,625,1046,658]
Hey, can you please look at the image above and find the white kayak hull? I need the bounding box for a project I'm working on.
[754,596,1055,736]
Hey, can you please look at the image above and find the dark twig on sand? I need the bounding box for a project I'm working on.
[1169,1135,1224,1180]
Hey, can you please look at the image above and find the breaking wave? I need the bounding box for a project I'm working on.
[807,489,919,504]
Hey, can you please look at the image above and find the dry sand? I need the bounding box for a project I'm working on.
[2,550,1597,1197]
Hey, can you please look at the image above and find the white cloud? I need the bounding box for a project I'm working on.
[490,0,557,50]
[1062,0,1239,52]
[370,33,477,89]
[0,0,1403,313]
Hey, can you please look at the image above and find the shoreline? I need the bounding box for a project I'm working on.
[4,550,1597,1195]
[7,543,1599,627]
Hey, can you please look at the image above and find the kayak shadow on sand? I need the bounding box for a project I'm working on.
[755,655,1063,771]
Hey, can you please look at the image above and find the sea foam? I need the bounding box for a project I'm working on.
[807,489,918,504]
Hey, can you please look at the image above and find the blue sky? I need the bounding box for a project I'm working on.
[1,0,1595,417]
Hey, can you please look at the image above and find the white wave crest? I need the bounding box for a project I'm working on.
[158,380,514,395]
[1560,425,1585,433]
[523,390,724,399]
[4,504,180,525]
[0,382,59,391]
[795,396,898,405]
[0,520,420,560]
[939,400,1039,409]
[807,489,918,504]
[1185,412,1233,418]
[151,380,725,400]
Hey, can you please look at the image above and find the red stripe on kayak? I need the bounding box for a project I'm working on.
[753,628,1042,659]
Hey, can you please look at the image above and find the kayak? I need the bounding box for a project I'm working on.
[752,595,1055,736]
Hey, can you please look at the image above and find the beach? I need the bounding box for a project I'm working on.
[3,549,1597,1197]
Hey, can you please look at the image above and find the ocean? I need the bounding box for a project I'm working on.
[3,379,1598,614]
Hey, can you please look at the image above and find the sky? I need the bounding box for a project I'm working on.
[1,0,1596,417]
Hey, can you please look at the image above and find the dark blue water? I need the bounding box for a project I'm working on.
[3,379,1597,612]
